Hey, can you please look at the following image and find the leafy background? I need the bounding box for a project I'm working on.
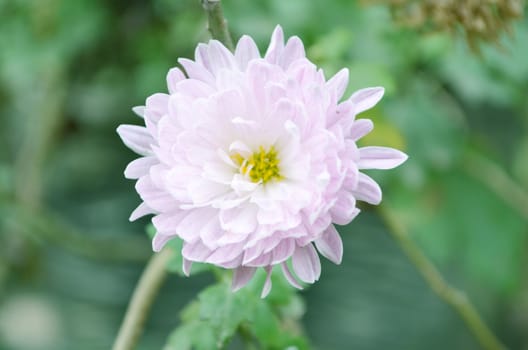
[0,0,527,349]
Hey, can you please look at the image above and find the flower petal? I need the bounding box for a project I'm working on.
[152,232,174,252]
[271,239,295,265]
[292,244,321,283]
[281,262,303,290]
[357,146,408,169]
[219,205,258,235]
[231,266,257,292]
[350,87,384,114]
[264,25,284,64]
[124,156,158,179]
[167,67,185,94]
[178,58,215,85]
[235,35,260,70]
[349,119,373,141]
[330,191,358,225]
[182,258,193,276]
[280,36,305,68]
[182,241,212,262]
[326,68,349,101]
[129,202,154,221]
[353,172,382,205]
[207,40,237,75]
[116,125,153,156]
[206,243,244,265]
[136,176,179,212]
[261,266,273,298]
[314,225,343,264]
[132,106,145,118]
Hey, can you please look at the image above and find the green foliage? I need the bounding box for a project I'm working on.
[165,269,309,350]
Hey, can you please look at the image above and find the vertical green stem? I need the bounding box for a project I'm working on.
[113,248,173,350]
[379,207,507,350]
[201,0,234,50]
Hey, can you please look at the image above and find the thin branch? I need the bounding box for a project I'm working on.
[2,202,150,262]
[379,207,507,350]
[201,0,234,50]
[463,150,528,220]
[112,248,174,350]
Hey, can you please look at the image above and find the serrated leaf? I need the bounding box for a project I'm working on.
[164,321,217,350]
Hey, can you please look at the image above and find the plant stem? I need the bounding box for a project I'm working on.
[3,202,150,262]
[379,207,507,350]
[201,0,234,50]
[113,248,174,350]
[463,150,528,220]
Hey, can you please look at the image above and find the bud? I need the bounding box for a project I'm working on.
[364,0,525,50]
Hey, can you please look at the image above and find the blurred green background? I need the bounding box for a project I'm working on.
[1,0,527,349]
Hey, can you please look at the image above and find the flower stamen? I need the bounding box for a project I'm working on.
[232,146,282,184]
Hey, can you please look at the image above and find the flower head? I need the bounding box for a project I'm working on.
[117,26,407,297]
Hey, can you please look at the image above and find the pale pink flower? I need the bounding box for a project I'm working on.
[117,26,407,297]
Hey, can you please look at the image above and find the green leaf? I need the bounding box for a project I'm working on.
[197,283,256,346]
[164,321,217,350]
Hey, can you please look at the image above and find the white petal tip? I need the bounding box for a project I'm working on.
[132,106,145,117]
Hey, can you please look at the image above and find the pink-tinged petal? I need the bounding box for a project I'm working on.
[350,87,384,114]
[330,191,358,225]
[153,211,185,234]
[206,243,245,265]
[326,68,349,101]
[256,205,284,225]
[124,156,158,179]
[207,40,237,75]
[136,176,179,212]
[182,241,212,262]
[143,93,169,136]
[194,43,212,71]
[314,225,343,264]
[245,252,272,267]
[167,67,185,94]
[357,146,408,170]
[152,232,174,252]
[132,106,145,118]
[342,164,359,193]
[145,93,169,120]
[228,140,252,158]
[292,244,321,284]
[174,79,215,98]
[187,178,229,205]
[231,266,257,292]
[231,175,259,194]
[261,266,273,298]
[116,125,153,156]
[178,58,215,85]
[219,205,258,235]
[176,209,217,242]
[242,241,265,265]
[129,202,154,221]
[349,119,374,141]
[264,25,284,64]
[271,239,295,264]
[353,172,382,205]
[182,258,193,276]
[218,255,243,269]
[216,230,248,247]
[235,35,260,70]
[281,262,303,290]
[280,36,305,68]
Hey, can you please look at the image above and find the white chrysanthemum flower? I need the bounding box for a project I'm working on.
[117,26,407,297]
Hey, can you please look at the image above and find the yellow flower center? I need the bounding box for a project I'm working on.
[232,146,283,184]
